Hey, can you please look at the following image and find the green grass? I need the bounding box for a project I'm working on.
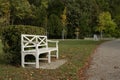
[0,40,104,80]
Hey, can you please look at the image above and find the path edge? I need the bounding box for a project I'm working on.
[78,41,108,80]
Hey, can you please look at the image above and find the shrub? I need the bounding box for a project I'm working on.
[1,25,45,65]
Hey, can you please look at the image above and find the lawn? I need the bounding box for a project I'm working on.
[0,39,104,80]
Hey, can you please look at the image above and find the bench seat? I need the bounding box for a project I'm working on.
[23,48,57,54]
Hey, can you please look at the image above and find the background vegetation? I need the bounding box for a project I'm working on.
[0,0,120,39]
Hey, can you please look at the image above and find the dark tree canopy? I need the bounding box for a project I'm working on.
[0,0,120,38]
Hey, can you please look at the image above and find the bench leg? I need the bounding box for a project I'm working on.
[48,52,51,63]
[56,50,59,59]
[21,53,25,68]
[36,55,39,68]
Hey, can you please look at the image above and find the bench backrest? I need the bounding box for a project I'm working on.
[21,34,48,51]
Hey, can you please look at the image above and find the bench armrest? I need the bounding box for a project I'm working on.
[47,40,59,48]
[47,40,59,43]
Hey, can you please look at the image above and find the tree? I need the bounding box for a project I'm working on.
[40,0,49,35]
[96,12,116,38]
[32,0,49,29]
[47,14,62,38]
[66,0,98,38]
[95,0,110,11]
[109,0,120,37]
[61,7,67,40]
[28,0,42,7]
[66,0,81,38]
[0,0,10,26]
[48,0,64,17]
[10,0,32,24]
[47,0,64,38]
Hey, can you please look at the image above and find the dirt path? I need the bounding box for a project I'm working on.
[86,39,120,80]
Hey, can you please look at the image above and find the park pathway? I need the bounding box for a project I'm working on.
[86,39,120,80]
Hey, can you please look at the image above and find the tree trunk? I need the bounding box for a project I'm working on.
[62,29,64,40]
[100,30,103,39]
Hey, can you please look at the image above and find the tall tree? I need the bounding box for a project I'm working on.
[66,0,81,38]
[48,0,64,17]
[61,7,67,40]
[10,0,32,24]
[96,12,116,38]
[95,0,110,11]
[47,14,62,38]
[0,0,10,26]
[109,0,120,37]
[66,0,98,38]
[28,0,42,7]
[47,0,64,38]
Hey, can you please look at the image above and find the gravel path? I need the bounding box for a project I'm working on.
[86,39,120,80]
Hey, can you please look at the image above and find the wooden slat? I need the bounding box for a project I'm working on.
[24,62,36,64]
[39,58,48,60]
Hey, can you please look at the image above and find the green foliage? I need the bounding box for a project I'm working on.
[33,6,47,27]
[61,7,67,39]
[66,0,99,38]
[96,0,110,11]
[10,0,33,24]
[110,0,120,33]
[27,0,49,30]
[48,14,63,38]
[0,0,10,26]
[112,28,120,38]
[61,7,67,26]
[96,12,117,37]
[0,0,120,38]
[28,0,42,7]
[48,0,64,17]
[1,25,45,65]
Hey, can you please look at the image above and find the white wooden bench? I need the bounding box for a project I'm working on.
[21,34,59,68]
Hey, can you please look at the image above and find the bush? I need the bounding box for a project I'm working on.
[1,25,45,65]
[0,26,4,38]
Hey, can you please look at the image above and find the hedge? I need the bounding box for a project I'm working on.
[1,25,45,65]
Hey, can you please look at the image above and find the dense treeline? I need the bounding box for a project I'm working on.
[0,0,120,38]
